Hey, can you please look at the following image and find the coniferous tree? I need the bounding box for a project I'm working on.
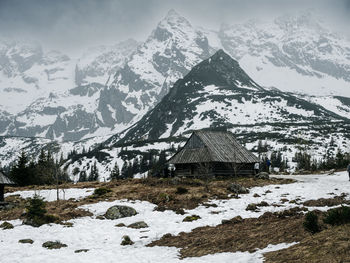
[132,157,140,175]
[10,151,34,186]
[140,155,148,173]
[88,161,99,181]
[110,162,120,180]
[79,170,87,182]
[127,161,134,178]
[59,152,64,166]
[121,161,129,179]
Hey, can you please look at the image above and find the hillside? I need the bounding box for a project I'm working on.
[61,50,350,182]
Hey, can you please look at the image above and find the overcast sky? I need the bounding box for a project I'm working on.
[0,0,349,54]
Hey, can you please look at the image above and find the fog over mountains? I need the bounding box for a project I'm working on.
[0,9,349,177]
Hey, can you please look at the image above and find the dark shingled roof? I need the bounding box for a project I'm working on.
[0,171,15,185]
[168,130,259,164]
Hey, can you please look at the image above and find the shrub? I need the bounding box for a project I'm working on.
[158,193,172,202]
[303,211,320,234]
[24,195,59,227]
[323,206,350,226]
[93,187,111,196]
[0,221,14,230]
[26,195,46,219]
[175,187,188,195]
[183,215,201,222]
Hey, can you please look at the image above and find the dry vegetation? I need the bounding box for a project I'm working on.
[148,204,350,261]
[302,194,350,207]
[264,224,350,263]
[1,177,293,222]
[2,177,350,261]
[148,208,309,258]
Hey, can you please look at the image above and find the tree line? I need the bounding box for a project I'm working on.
[9,150,69,186]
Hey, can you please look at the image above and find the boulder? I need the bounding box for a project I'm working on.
[42,241,67,249]
[75,249,89,253]
[121,235,134,246]
[128,221,148,229]
[246,203,258,211]
[256,172,269,179]
[227,183,249,194]
[104,205,137,220]
[19,239,34,244]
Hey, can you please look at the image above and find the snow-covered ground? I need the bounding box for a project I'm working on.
[1,171,349,262]
[5,188,95,202]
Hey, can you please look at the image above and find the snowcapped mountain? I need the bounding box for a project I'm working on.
[75,39,139,86]
[215,12,350,97]
[1,9,350,178]
[0,40,74,114]
[64,50,350,181]
[0,39,139,140]
[113,50,347,144]
[0,10,213,141]
[96,9,213,134]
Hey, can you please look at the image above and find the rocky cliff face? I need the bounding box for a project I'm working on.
[114,50,345,145]
[216,12,350,96]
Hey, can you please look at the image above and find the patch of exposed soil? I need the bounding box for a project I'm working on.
[148,208,309,258]
[264,224,350,263]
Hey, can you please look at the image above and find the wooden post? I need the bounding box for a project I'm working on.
[0,184,4,202]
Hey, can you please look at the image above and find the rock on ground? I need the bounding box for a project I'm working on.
[104,205,137,220]
[227,183,249,194]
[256,172,270,179]
[128,221,148,229]
[42,241,67,249]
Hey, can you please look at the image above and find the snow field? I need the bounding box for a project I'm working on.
[5,188,95,202]
[1,172,349,262]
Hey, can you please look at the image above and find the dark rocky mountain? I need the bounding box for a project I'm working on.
[112,50,345,145]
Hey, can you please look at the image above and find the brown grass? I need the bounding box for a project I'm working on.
[148,208,309,258]
[1,177,293,222]
[302,195,350,207]
[264,224,350,263]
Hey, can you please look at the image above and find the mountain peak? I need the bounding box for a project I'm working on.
[201,49,241,72]
[188,49,261,90]
[166,8,180,18]
[158,9,191,29]
[209,49,233,62]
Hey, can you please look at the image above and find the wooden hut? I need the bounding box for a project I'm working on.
[168,130,259,177]
[0,171,15,203]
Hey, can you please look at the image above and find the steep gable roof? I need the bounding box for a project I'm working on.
[168,130,259,164]
[0,171,15,185]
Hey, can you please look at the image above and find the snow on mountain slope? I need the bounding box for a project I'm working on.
[97,9,213,134]
[305,95,350,119]
[217,12,350,97]
[0,10,214,141]
[1,10,350,178]
[0,136,53,168]
[75,39,139,86]
[0,39,139,140]
[0,40,74,114]
[116,50,344,144]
